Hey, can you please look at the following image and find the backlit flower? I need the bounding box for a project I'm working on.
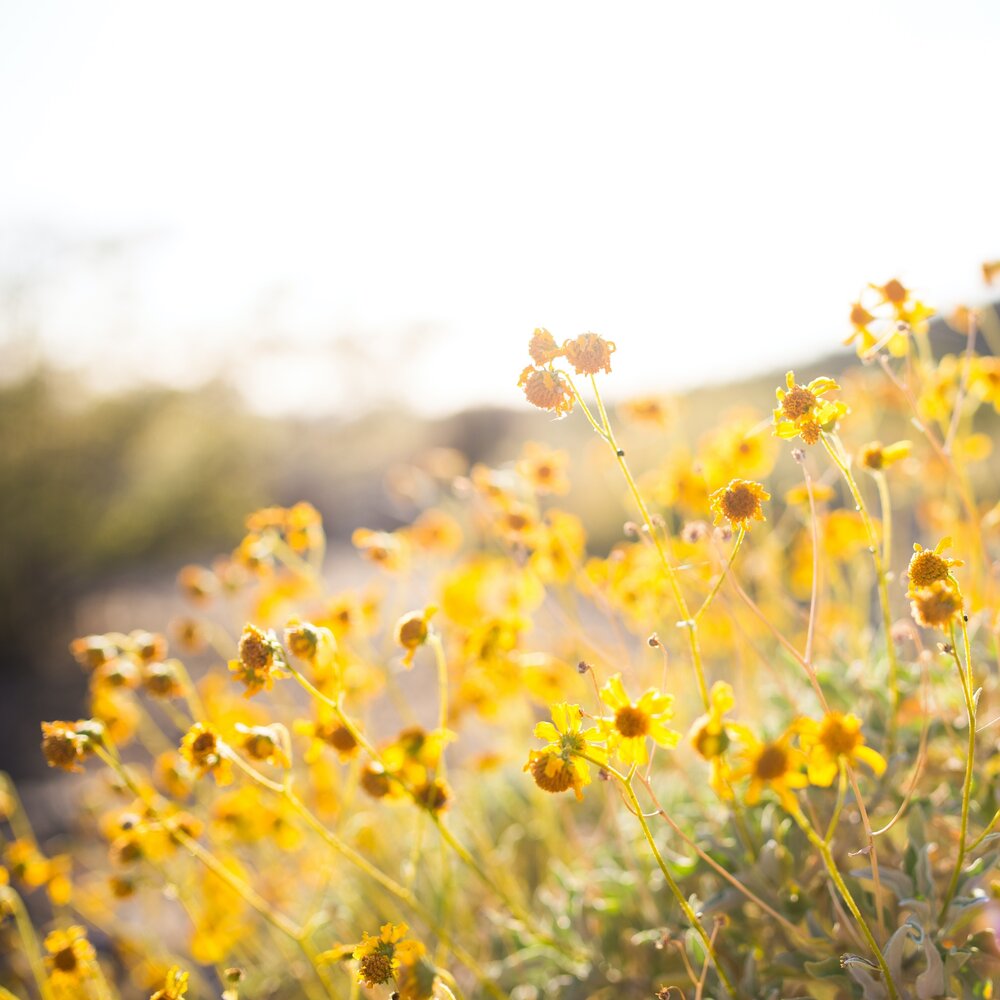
[518,366,575,416]
[353,922,424,989]
[731,728,808,812]
[525,702,607,800]
[708,479,769,531]
[599,674,679,767]
[44,925,95,988]
[562,332,615,376]
[907,538,962,590]
[773,371,848,443]
[798,712,887,786]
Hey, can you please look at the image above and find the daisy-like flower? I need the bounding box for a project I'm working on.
[517,441,571,496]
[40,721,87,772]
[294,711,360,763]
[731,728,808,812]
[44,925,96,988]
[235,723,289,768]
[524,702,607,801]
[353,922,425,989]
[798,712,887,786]
[518,366,575,417]
[708,479,770,531]
[859,440,912,472]
[599,674,680,767]
[688,681,750,801]
[229,624,288,698]
[562,332,616,376]
[772,371,848,444]
[907,538,963,590]
[180,723,233,786]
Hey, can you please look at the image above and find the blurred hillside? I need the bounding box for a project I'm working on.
[2,304,998,780]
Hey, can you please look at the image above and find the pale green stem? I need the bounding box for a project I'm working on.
[821,432,899,737]
[1,886,55,1000]
[579,755,736,997]
[571,373,709,709]
[790,808,899,1000]
[694,527,745,622]
[940,619,977,920]
[824,764,848,844]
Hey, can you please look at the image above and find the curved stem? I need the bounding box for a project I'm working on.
[578,755,736,997]
[694,527,745,622]
[790,807,899,1000]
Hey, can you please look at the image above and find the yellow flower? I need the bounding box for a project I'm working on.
[907,538,963,590]
[688,681,751,801]
[235,723,289,768]
[798,712,887,786]
[731,728,808,812]
[599,674,679,767]
[40,721,87,772]
[150,967,189,1000]
[859,440,911,471]
[772,371,848,443]
[294,711,360,763]
[517,441,571,495]
[229,624,288,698]
[708,479,770,531]
[44,925,96,988]
[525,702,607,800]
[180,723,233,786]
[353,922,425,989]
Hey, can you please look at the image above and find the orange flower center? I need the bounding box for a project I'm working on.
[820,718,860,757]
[359,951,393,986]
[720,485,759,522]
[530,753,575,793]
[908,551,949,587]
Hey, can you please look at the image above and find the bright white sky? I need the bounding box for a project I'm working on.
[1,1,998,415]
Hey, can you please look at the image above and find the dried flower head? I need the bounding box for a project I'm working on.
[180,723,233,785]
[562,332,616,376]
[518,366,575,416]
[910,580,963,630]
[229,624,287,697]
[528,327,562,365]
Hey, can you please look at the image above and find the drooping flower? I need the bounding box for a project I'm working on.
[798,712,887,786]
[909,580,963,630]
[599,674,680,767]
[525,703,607,800]
[562,332,616,376]
[859,440,912,472]
[229,624,287,697]
[180,723,233,786]
[518,366,575,416]
[528,327,562,366]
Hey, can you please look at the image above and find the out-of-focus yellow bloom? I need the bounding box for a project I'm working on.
[405,508,463,556]
[708,479,770,531]
[731,728,808,812]
[394,606,437,668]
[525,703,607,801]
[44,925,96,989]
[149,967,189,1000]
[688,682,752,800]
[784,481,836,507]
[294,710,360,763]
[909,580,963,630]
[517,441,571,496]
[798,712,886,786]
[180,723,233,786]
[859,440,911,472]
[618,394,675,426]
[599,674,679,766]
[352,527,411,572]
[528,509,586,584]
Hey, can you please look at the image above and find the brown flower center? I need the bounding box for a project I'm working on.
[781,385,816,420]
[53,947,79,973]
[721,485,759,522]
[359,951,393,986]
[820,718,859,757]
[530,753,574,793]
[908,551,949,587]
[615,706,650,739]
[754,743,789,780]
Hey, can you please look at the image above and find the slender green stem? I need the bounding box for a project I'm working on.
[940,620,977,920]
[572,374,709,709]
[791,808,899,1000]
[694,527,745,622]
[966,808,1000,853]
[1,886,55,1000]
[579,755,736,997]
[824,764,848,844]
[821,433,899,738]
